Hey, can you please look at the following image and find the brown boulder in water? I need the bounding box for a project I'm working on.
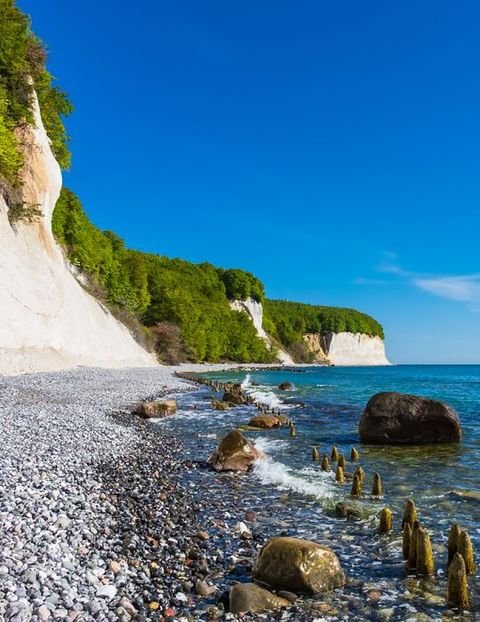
[222,391,246,405]
[135,399,177,418]
[359,392,461,444]
[208,429,263,472]
[252,537,345,594]
[278,382,293,390]
[229,583,290,614]
[248,415,281,429]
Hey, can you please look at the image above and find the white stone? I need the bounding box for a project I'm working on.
[96,584,117,599]
[234,521,250,534]
[37,605,51,621]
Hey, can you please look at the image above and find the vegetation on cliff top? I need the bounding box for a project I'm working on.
[0,0,71,195]
[264,299,384,344]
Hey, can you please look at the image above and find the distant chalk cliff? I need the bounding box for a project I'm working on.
[304,332,390,366]
[232,298,390,366]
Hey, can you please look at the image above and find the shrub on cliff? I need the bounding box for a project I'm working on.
[0,0,71,191]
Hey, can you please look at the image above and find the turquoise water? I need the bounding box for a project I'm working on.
[161,365,480,618]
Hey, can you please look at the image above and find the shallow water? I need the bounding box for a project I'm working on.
[160,365,480,620]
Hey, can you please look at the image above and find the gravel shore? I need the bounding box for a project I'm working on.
[0,367,215,622]
[0,365,329,622]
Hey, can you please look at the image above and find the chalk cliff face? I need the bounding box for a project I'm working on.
[229,298,295,364]
[0,93,156,374]
[304,332,390,366]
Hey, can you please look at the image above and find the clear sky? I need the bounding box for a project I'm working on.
[18,0,480,364]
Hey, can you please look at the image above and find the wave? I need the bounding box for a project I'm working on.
[241,373,252,389]
[253,437,334,500]
[244,386,295,411]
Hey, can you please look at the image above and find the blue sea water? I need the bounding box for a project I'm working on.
[159,365,480,618]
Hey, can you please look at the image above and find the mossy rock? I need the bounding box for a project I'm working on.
[333,502,369,520]
[223,391,246,405]
[134,399,177,418]
[229,583,290,614]
[208,429,263,472]
[248,415,281,429]
[252,537,345,594]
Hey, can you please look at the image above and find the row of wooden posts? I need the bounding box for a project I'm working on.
[176,372,476,611]
[313,442,476,609]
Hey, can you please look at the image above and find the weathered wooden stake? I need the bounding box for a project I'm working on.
[350,447,359,461]
[448,523,461,567]
[457,530,475,575]
[416,526,435,576]
[335,465,345,484]
[408,520,420,570]
[447,552,470,610]
[351,473,362,497]
[378,507,393,534]
[403,523,412,560]
[354,465,365,483]
[371,473,383,497]
[402,499,417,529]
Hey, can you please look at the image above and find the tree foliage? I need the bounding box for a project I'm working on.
[264,299,384,350]
[0,0,71,190]
[218,268,264,302]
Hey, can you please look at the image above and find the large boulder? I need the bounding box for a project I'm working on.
[359,392,462,444]
[278,382,293,391]
[222,391,246,405]
[208,430,263,472]
[229,583,290,614]
[248,415,281,429]
[135,399,177,418]
[252,537,345,594]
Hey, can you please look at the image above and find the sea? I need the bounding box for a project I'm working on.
[157,365,480,620]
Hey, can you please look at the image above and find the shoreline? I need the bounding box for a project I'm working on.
[0,365,309,621]
[2,365,474,620]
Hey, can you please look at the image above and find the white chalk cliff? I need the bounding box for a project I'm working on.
[0,92,157,374]
[229,298,295,364]
[232,299,389,366]
[304,332,390,366]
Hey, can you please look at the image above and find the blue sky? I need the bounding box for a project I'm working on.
[19,0,480,364]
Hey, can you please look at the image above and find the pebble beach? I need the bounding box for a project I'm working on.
[0,366,259,622]
[1,365,479,622]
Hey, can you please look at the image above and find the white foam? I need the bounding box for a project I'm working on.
[245,387,290,410]
[253,457,334,500]
[241,373,252,389]
[253,437,334,500]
